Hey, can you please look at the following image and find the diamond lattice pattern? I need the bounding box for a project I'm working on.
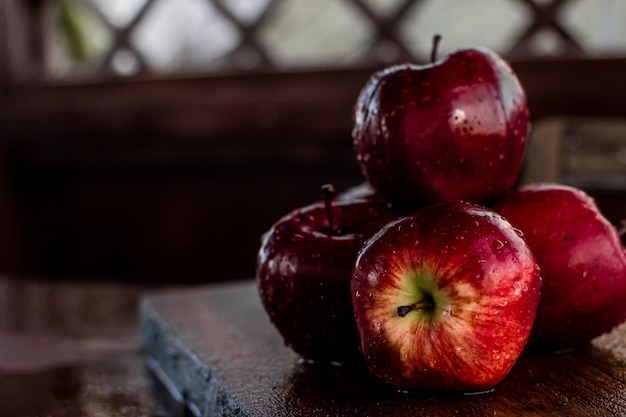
[47,0,626,78]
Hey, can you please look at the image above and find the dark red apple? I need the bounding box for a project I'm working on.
[494,182,626,351]
[256,185,398,363]
[352,41,530,210]
[336,182,381,203]
[351,201,541,392]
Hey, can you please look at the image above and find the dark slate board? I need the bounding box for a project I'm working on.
[140,280,626,417]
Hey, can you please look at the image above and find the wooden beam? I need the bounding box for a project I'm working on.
[2,57,626,144]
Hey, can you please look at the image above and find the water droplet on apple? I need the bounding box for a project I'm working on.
[493,239,505,250]
[513,227,524,237]
[355,291,361,298]
[498,300,508,307]
[292,233,305,242]
[472,220,480,227]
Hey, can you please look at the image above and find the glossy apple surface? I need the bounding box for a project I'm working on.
[494,182,626,351]
[336,182,381,203]
[256,196,397,363]
[353,47,530,210]
[351,201,541,392]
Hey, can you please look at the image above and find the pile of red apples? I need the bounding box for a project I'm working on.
[256,38,626,393]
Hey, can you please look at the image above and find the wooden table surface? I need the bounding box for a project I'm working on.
[141,280,626,417]
[5,274,626,417]
[0,275,184,417]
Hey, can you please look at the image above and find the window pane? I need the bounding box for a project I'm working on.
[39,0,626,79]
[130,0,240,73]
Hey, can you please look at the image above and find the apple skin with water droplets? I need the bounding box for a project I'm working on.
[352,47,530,211]
[494,182,626,351]
[256,198,398,364]
[336,182,381,204]
[351,201,541,392]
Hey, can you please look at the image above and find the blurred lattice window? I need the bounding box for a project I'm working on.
[3,0,626,81]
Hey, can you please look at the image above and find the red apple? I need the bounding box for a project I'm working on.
[256,185,398,363]
[351,201,541,392]
[336,182,381,203]
[494,183,626,351]
[352,41,530,210]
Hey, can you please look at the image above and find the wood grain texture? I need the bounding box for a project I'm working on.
[141,280,626,417]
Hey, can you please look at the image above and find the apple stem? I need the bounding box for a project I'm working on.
[430,34,442,63]
[397,299,434,317]
[321,184,340,235]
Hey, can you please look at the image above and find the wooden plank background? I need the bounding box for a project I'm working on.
[1,59,626,282]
